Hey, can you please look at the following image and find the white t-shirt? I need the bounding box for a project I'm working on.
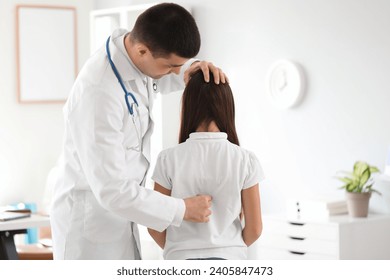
[152,132,264,260]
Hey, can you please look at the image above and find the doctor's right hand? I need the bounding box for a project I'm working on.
[183,195,212,223]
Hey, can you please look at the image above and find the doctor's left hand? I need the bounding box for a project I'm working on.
[184,61,228,85]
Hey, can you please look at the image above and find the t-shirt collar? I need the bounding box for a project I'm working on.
[187,132,228,141]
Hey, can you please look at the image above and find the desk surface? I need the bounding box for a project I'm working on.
[0,214,50,231]
[264,213,390,225]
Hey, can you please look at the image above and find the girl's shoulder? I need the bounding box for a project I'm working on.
[225,142,259,161]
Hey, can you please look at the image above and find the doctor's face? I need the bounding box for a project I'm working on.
[138,50,189,79]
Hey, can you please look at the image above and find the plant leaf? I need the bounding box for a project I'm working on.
[354,161,369,177]
[336,177,353,184]
[359,168,371,188]
[371,189,382,195]
[369,166,380,173]
[365,184,373,193]
[346,182,357,192]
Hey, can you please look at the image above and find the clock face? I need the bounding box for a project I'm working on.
[266,60,305,109]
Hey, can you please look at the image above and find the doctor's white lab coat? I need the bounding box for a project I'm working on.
[50,29,190,259]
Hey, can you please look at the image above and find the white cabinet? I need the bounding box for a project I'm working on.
[251,214,390,259]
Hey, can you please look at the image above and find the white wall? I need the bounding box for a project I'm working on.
[95,0,390,213]
[0,0,93,210]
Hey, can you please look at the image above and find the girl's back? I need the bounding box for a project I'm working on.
[153,132,263,260]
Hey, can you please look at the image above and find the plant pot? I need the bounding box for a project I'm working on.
[346,192,371,217]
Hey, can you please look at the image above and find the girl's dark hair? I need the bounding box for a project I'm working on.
[131,3,201,58]
[179,70,240,146]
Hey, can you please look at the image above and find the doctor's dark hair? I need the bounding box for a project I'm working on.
[130,3,201,58]
[179,70,240,146]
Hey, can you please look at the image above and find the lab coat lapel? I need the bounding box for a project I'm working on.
[137,78,152,164]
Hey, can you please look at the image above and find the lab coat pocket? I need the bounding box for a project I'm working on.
[124,114,142,153]
[83,192,130,243]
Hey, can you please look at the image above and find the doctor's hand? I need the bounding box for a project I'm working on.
[184,61,228,85]
[183,195,212,223]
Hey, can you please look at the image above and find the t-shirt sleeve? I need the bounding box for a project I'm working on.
[152,151,172,190]
[243,151,265,189]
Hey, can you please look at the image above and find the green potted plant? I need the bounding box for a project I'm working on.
[336,161,381,217]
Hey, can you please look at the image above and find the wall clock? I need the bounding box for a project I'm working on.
[266,60,305,109]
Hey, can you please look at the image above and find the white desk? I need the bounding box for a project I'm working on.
[0,214,50,260]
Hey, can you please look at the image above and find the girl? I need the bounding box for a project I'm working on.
[148,70,264,260]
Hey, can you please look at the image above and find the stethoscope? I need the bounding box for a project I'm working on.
[106,36,142,151]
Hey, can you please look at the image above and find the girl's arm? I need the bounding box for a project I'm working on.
[241,184,262,246]
[147,182,172,249]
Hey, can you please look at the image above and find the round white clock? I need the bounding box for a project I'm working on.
[266,60,305,109]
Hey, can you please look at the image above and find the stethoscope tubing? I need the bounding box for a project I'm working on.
[106,36,139,115]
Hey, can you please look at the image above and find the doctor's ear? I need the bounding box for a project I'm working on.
[136,43,149,56]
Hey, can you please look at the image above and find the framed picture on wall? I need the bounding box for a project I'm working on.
[16,5,78,103]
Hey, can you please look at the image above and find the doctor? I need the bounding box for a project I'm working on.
[51,3,226,260]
